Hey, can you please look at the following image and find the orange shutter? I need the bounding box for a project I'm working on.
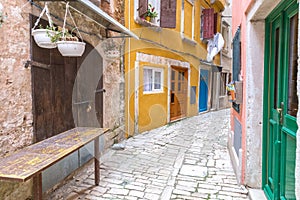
[160,0,177,28]
[202,8,214,39]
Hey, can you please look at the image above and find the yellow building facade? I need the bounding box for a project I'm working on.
[124,0,226,137]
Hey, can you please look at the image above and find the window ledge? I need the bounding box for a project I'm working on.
[181,34,197,46]
[135,17,162,32]
[143,91,164,95]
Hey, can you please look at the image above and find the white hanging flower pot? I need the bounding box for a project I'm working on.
[31,3,57,49]
[55,2,86,57]
[32,29,57,49]
[57,40,86,57]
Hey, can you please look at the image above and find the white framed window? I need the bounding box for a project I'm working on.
[143,67,164,93]
[134,0,177,28]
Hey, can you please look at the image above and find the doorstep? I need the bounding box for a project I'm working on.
[249,189,268,200]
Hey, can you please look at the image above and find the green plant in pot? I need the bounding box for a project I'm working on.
[145,3,158,23]
[52,26,85,57]
[49,26,79,43]
[32,24,58,49]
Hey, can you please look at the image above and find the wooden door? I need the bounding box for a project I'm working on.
[72,45,103,128]
[31,16,103,143]
[263,1,298,199]
[170,67,188,121]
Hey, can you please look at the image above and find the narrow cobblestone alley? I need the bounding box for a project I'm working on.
[45,109,249,200]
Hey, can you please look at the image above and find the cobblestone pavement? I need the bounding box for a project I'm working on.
[45,109,249,200]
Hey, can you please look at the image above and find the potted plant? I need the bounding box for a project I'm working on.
[226,82,236,102]
[32,24,58,49]
[31,3,58,49]
[145,4,158,23]
[52,27,85,57]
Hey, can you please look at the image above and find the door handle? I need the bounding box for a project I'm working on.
[276,102,284,125]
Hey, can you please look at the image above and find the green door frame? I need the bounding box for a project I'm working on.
[263,0,298,199]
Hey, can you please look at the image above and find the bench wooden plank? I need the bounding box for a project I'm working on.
[0,127,109,182]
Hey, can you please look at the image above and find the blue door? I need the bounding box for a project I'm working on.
[199,69,208,112]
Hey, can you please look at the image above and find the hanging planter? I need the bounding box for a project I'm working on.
[32,28,57,49]
[55,3,85,57]
[57,40,85,57]
[31,3,57,49]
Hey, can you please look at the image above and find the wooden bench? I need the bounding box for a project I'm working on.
[0,127,109,200]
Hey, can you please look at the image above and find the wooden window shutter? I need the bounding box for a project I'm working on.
[202,8,214,39]
[214,13,218,34]
[160,0,177,28]
[138,0,148,18]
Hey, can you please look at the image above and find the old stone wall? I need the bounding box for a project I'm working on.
[0,0,125,198]
[0,0,33,199]
[0,0,33,158]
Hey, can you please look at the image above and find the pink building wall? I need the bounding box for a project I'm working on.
[230,0,255,184]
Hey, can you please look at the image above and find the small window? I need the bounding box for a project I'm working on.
[183,0,195,39]
[219,72,228,96]
[190,86,196,104]
[221,22,230,53]
[143,67,164,93]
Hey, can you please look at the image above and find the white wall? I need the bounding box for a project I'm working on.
[244,19,264,188]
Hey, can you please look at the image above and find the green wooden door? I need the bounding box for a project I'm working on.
[263,1,298,199]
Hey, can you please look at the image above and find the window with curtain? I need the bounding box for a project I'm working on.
[143,67,163,93]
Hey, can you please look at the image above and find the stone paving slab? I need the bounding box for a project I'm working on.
[45,109,249,200]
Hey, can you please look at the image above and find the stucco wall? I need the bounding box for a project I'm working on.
[138,63,168,133]
[125,51,195,136]
[244,19,264,188]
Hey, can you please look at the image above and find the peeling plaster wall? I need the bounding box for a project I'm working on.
[103,58,126,143]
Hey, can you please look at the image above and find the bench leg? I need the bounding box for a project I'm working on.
[33,173,42,200]
[94,136,100,185]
